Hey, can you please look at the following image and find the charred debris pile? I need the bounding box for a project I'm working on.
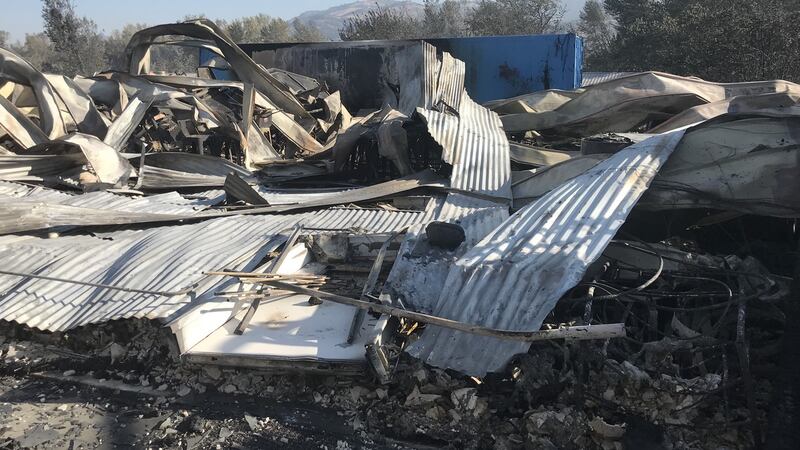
[1,19,800,449]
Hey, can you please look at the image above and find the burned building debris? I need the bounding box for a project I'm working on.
[1,20,799,449]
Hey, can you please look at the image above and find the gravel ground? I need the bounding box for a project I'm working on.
[0,319,760,449]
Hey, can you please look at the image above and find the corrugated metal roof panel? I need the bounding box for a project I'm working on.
[252,185,355,205]
[0,180,215,215]
[435,193,509,246]
[182,187,360,208]
[407,130,686,375]
[382,193,508,313]
[581,72,638,87]
[301,204,439,234]
[0,216,291,331]
[0,199,446,331]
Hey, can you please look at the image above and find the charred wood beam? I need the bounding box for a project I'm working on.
[232,226,303,335]
[347,229,405,344]
[223,172,270,206]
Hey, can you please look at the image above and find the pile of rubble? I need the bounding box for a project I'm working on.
[0,318,757,449]
[1,18,799,449]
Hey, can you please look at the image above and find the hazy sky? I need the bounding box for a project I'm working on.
[1,0,354,41]
[1,0,584,42]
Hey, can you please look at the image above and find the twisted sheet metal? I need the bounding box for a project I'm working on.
[0,153,84,181]
[407,130,686,375]
[180,187,356,208]
[0,216,290,331]
[303,204,438,234]
[419,44,511,199]
[423,43,441,111]
[0,199,444,331]
[0,181,215,215]
[253,186,355,205]
[581,72,638,87]
[382,193,509,313]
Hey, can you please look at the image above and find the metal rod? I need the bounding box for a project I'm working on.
[260,280,626,343]
[0,269,194,297]
[347,229,404,344]
[231,225,305,333]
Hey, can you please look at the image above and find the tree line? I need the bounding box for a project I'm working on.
[339,0,566,41]
[2,0,326,77]
[1,0,798,83]
[340,0,800,83]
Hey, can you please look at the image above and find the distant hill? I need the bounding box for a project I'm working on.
[295,0,425,41]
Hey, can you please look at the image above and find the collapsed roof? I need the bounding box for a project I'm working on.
[0,20,798,379]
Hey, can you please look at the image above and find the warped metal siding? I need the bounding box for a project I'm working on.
[303,207,436,234]
[0,216,293,331]
[0,202,444,331]
[382,193,508,313]
[186,187,358,207]
[181,187,358,208]
[423,43,441,111]
[419,44,511,200]
[438,52,465,112]
[0,180,216,215]
[0,154,84,181]
[407,130,686,375]
[436,193,509,246]
[253,186,354,205]
[581,72,638,87]
[0,181,72,201]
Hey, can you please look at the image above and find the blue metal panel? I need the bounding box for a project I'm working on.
[199,48,215,66]
[198,48,235,80]
[432,34,582,102]
[233,34,582,106]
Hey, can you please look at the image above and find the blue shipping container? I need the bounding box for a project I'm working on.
[200,34,582,107]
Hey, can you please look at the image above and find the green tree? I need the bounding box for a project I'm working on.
[291,19,325,42]
[602,0,800,82]
[224,14,289,43]
[576,0,615,65]
[339,6,422,41]
[219,14,326,43]
[103,23,147,71]
[422,0,467,38]
[466,0,565,36]
[10,33,54,71]
[260,18,292,42]
[41,0,106,76]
